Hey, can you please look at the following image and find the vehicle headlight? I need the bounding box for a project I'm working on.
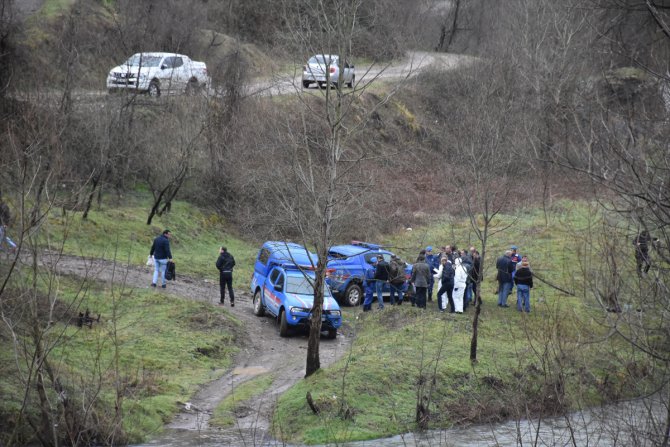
[138,73,147,79]
[329,310,341,317]
[290,307,311,314]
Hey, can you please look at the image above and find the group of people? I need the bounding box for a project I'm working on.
[362,244,535,314]
[147,230,534,315]
[362,245,484,313]
[148,229,237,307]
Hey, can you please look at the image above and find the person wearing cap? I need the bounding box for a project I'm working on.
[149,229,173,288]
[514,256,534,312]
[362,257,377,311]
[425,246,439,302]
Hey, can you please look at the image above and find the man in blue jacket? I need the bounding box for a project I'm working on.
[425,246,439,302]
[496,250,514,307]
[362,257,378,312]
[150,229,173,288]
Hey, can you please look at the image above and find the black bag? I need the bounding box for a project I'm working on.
[165,261,176,281]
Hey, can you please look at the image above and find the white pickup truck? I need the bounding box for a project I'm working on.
[106,52,210,96]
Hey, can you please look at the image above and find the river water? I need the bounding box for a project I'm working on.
[138,394,666,447]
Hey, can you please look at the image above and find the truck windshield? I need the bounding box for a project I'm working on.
[286,275,333,297]
[126,55,162,67]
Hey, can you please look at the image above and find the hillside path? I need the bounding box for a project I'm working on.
[42,252,354,445]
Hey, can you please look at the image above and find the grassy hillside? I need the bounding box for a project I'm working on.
[0,272,242,444]
[272,201,657,444]
[1,194,658,444]
[45,191,258,283]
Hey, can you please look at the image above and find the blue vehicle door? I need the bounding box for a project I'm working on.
[264,267,284,316]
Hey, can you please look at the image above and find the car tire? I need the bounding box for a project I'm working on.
[347,75,355,88]
[327,328,337,339]
[344,283,363,307]
[253,289,265,316]
[148,81,160,97]
[302,80,310,89]
[185,78,199,95]
[279,309,289,337]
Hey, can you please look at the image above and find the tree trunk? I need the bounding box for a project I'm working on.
[470,279,482,362]
[305,254,326,377]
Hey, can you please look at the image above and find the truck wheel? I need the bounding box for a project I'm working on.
[347,75,355,88]
[302,80,310,89]
[327,328,337,339]
[279,309,289,337]
[344,284,363,307]
[186,78,199,95]
[253,289,265,316]
[148,81,160,97]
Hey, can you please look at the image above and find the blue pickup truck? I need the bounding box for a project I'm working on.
[326,241,412,306]
[250,241,342,338]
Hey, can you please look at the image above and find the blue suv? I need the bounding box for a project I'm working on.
[326,241,412,306]
[250,241,342,338]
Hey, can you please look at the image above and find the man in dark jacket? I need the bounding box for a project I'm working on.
[436,256,455,312]
[634,230,652,275]
[150,229,173,288]
[411,254,432,309]
[496,250,514,307]
[216,246,236,306]
[374,255,390,310]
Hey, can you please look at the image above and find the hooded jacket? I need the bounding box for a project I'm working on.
[454,258,468,287]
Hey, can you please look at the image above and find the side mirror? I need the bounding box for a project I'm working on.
[350,65,355,69]
[161,64,167,70]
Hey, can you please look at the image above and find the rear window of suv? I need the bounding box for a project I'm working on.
[309,55,336,65]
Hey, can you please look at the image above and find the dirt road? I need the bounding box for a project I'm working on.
[43,252,353,444]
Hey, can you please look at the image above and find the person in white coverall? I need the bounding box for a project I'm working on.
[452,257,468,313]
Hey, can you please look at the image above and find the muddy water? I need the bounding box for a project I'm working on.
[138,394,665,446]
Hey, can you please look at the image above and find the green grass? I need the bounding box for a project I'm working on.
[0,271,242,443]
[40,0,77,17]
[210,374,274,428]
[4,195,658,445]
[45,191,258,284]
[273,201,656,444]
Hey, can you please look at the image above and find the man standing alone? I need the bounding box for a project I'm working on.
[216,246,236,306]
[150,229,173,289]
